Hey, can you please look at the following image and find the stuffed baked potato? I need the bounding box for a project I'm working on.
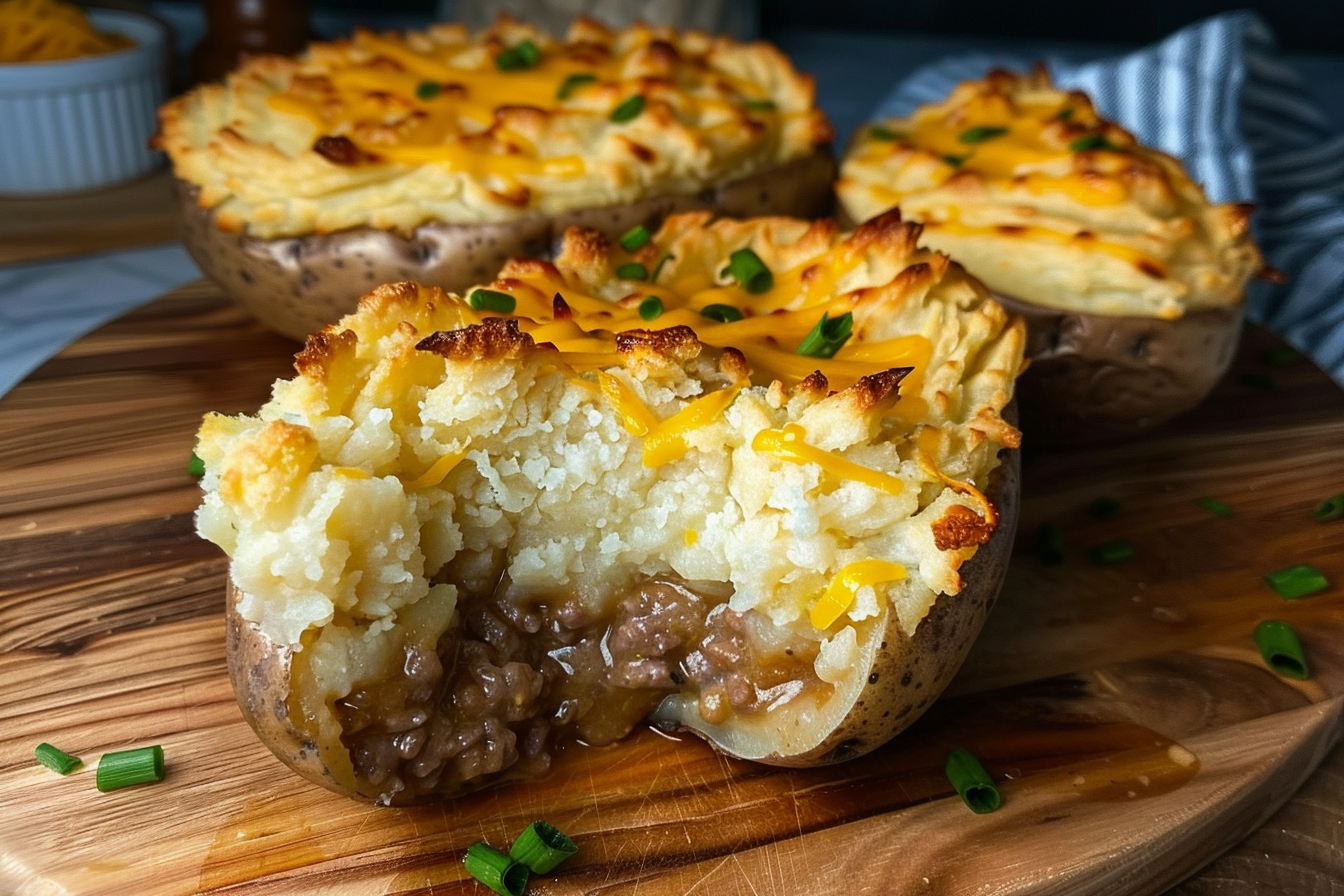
[196,210,1025,803]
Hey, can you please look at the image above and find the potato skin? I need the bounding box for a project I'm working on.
[993,293,1242,444]
[176,150,837,341]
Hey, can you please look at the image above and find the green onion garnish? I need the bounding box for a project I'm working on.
[1037,522,1064,565]
[619,224,651,252]
[615,262,648,281]
[700,303,744,323]
[188,450,205,478]
[1313,494,1344,521]
[464,843,529,896]
[1263,346,1300,366]
[637,296,663,321]
[610,95,645,123]
[415,81,441,101]
[942,154,966,167]
[959,126,1008,143]
[945,749,1001,813]
[557,72,596,100]
[1070,134,1117,152]
[509,821,579,874]
[1089,539,1135,565]
[1254,620,1310,679]
[95,745,164,792]
[1055,107,1074,120]
[1196,497,1235,518]
[469,289,517,314]
[743,98,777,111]
[796,311,854,359]
[496,40,540,71]
[868,125,898,141]
[1265,564,1329,599]
[650,253,673,282]
[1239,372,1275,390]
[1088,496,1121,520]
[721,247,773,294]
[35,743,82,775]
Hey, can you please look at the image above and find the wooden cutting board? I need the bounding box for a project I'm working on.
[2,281,1343,896]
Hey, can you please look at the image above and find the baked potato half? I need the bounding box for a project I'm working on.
[196,210,1026,803]
[837,67,1265,441]
[158,17,836,341]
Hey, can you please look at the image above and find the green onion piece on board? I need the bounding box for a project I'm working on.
[959,126,1009,143]
[1037,522,1064,565]
[188,450,206,478]
[743,98,777,111]
[509,821,579,874]
[95,745,165,792]
[618,224,651,252]
[1196,498,1235,518]
[469,289,517,314]
[496,40,540,71]
[796,312,854,359]
[35,742,82,775]
[1239,372,1275,390]
[557,72,596,100]
[1254,620,1310,679]
[721,247,773,293]
[415,81,441,100]
[465,843,529,896]
[615,262,648,281]
[650,254,673,282]
[942,154,966,167]
[1088,496,1121,520]
[700,303,743,323]
[868,125,898,140]
[945,749,1001,813]
[1089,539,1135,566]
[1069,134,1117,151]
[610,95,645,123]
[1263,346,1300,366]
[1314,494,1344,521]
[637,296,663,321]
[1264,564,1329,599]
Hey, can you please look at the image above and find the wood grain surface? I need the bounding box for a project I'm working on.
[0,169,178,266]
[2,281,1344,895]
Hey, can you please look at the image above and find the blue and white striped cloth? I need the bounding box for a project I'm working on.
[875,12,1344,384]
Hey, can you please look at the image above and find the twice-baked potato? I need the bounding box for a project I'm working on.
[157,17,836,341]
[837,68,1266,441]
[195,210,1025,803]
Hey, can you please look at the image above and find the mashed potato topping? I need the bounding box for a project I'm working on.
[837,68,1263,319]
[158,17,833,239]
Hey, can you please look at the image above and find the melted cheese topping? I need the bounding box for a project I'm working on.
[157,17,832,238]
[810,560,908,629]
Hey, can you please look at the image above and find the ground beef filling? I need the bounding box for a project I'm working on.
[334,578,822,802]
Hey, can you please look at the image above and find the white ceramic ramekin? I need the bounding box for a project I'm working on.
[0,9,168,195]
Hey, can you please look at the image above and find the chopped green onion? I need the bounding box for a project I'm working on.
[700,303,743,323]
[1313,494,1344,521]
[1254,620,1310,679]
[557,72,596,100]
[796,311,854,359]
[1088,496,1121,520]
[1055,107,1074,120]
[509,821,579,874]
[496,40,540,71]
[1263,346,1300,366]
[1265,564,1329,600]
[637,295,664,321]
[1239,372,1275,390]
[464,843,529,896]
[1037,522,1064,565]
[945,749,1001,813]
[615,262,648,281]
[1070,134,1117,152]
[469,289,517,314]
[942,154,966,167]
[1196,497,1235,518]
[96,745,164,792]
[650,253,673,282]
[415,81,441,100]
[743,98,777,111]
[610,95,645,123]
[959,126,1009,143]
[35,743,82,775]
[868,125,898,141]
[721,247,773,294]
[188,450,205,478]
[1089,539,1135,565]
[619,224,651,252]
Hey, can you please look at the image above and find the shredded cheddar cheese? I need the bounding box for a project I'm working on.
[0,0,133,63]
[752,424,905,497]
[810,560,908,629]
